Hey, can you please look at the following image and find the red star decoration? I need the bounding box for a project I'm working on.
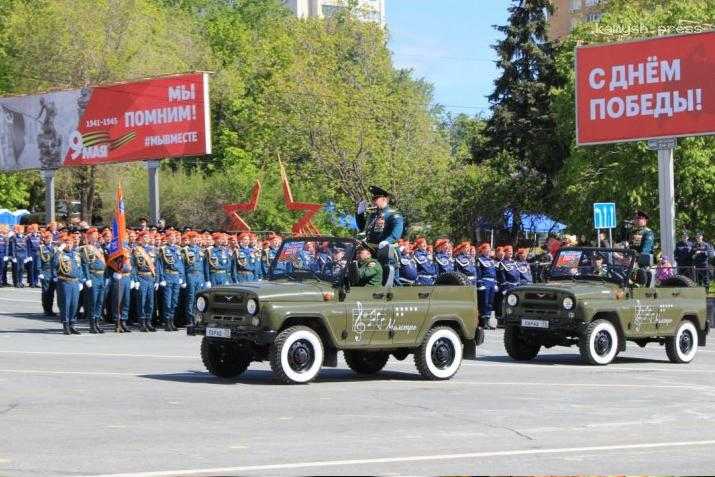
[280,161,321,236]
[223,180,262,232]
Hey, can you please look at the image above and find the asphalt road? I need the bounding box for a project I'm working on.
[2,286,715,476]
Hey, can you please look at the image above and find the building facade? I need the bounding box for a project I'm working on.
[549,0,607,41]
[282,0,385,25]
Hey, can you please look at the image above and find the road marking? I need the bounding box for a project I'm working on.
[453,380,711,391]
[464,361,715,374]
[0,350,197,360]
[0,369,141,377]
[89,439,715,476]
[0,297,39,303]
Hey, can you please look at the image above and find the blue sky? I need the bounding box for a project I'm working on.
[387,0,513,116]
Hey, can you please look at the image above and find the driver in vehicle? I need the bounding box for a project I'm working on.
[355,244,383,287]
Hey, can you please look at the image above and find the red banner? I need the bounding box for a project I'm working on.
[0,72,211,171]
[576,31,715,145]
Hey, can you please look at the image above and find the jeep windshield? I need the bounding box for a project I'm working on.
[549,247,635,284]
[268,238,356,284]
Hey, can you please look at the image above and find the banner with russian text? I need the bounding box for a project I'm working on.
[575,31,715,145]
[0,72,211,171]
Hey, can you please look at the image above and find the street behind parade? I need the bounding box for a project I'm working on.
[2,284,715,476]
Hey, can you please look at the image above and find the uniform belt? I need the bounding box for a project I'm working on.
[59,277,78,282]
[90,270,105,276]
[468,276,477,280]
[504,281,519,286]
[139,272,155,277]
[165,270,179,275]
[399,278,415,284]
[417,274,434,278]
[482,277,496,282]
[211,270,226,274]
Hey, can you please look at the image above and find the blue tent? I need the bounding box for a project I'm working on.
[506,213,567,234]
[0,209,30,226]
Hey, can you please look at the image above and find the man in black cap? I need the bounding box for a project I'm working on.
[691,232,713,287]
[630,210,654,256]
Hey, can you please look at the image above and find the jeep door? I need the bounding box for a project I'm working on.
[370,287,432,346]
[342,286,391,347]
[629,287,661,336]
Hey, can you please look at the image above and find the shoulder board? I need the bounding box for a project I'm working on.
[478,257,493,267]
[400,258,413,266]
[435,256,448,266]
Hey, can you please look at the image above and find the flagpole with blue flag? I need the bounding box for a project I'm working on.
[107,184,128,272]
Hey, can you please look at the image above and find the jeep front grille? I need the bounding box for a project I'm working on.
[525,292,557,301]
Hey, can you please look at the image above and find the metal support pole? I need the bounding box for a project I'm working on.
[146,160,161,225]
[41,169,56,223]
[658,148,676,263]
[608,229,613,248]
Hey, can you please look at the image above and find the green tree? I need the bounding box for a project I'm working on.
[0,172,30,209]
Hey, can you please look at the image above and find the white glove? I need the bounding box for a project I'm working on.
[180,282,187,289]
[105,279,111,286]
[378,241,389,249]
[25,257,32,263]
[204,281,211,289]
[2,256,8,262]
[58,243,66,251]
[53,277,58,282]
[178,278,183,285]
[159,280,167,287]
[78,284,84,291]
[112,272,122,280]
[357,200,368,215]
[11,258,17,263]
[494,286,499,292]
[478,286,486,291]
[85,280,93,288]
[154,283,159,291]
[38,274,45,280]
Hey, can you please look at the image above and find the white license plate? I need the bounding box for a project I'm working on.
[521,319,549,329]
[206,327,231,338]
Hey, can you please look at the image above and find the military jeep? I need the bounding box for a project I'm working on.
[502,247,709,365]
[188,236,479,384]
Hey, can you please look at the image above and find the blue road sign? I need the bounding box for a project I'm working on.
[593,202,617,229]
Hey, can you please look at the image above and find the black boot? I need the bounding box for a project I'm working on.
[147,321,156,332]
[69,325,81,335]
[62,323,70,335]
[89,321,98,334]
[164,321,172,332]
[139,321,149,332]
[120,321,132,333]
[169,320,178,331]
[96,321,105,334]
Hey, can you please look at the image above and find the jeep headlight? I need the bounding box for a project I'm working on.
[196,296,207,312]
[507,293,518,307]
[246,298,258,315]
[562,297,574,310]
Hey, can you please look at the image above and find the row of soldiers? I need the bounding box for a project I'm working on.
[0,224,48,288]
[395,238,533,322]
[30,225,285,335]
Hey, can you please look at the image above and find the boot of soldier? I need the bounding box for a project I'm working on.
[147,321,157,332]
[164,321,172,332]
[120,321,132,333]
[169,320,178,332]
[96,321,105,334]
[89,320,98,334]
[139,321,149,332]
[69,324,81,335]
[62,323,70,335]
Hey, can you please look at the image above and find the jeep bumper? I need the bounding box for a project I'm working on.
[187,323,277,345]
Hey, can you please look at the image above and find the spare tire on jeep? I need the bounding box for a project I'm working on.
[659,275,697,288]
[434,272,471,286]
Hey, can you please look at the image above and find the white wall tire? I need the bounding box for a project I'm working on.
[270,326,324,384]
[414,326,463,380]
[579,320,619,365]
[666,320,698,364]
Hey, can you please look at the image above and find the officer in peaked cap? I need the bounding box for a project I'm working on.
[630,210,654,256]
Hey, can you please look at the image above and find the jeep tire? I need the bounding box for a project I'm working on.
[344,350,389,375]
[666,320,698,364]
[414,326,463,380]
[270,326,324,384]
[659,275,697,288]
[579,319,619,365]
[201,337,251,379]
[504,326,540,361]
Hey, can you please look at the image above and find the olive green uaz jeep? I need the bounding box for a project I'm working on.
[188,237,480,384]
[502,247,709,365]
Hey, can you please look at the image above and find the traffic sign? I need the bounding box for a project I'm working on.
[593,202,617,229]
[647,137,677,151]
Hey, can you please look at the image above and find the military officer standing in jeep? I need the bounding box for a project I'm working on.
[356,186,404,280]
[629,210,655,256]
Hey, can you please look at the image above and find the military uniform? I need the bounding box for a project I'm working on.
[630,226,655,255]
[0,231,9,287]
[206,245,231,286]
[157,243,185,330]
[675,238,693,277]
[497,257,521,318]
[262,246,284,277]
[183,243,208,326]
[414,249,436,285]
[132,244,158,331]
[476,252,498,320]
[691,238,714,287]
[515,259,534,285]
[398,249,418,286]
[434,250,454,276]
[357,258,383,287]
[10,231,29,287]
[53,245,85,334]
[233,246,257,283]
[109,256,133,332]
[79,243,108,333]
[454,252,477,286]
[38,241,56,315]
[26,231,41,287]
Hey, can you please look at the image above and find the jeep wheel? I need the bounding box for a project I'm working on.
[270,326,324,384]
[344,351,389,375]
[201,338,251,379]
[504,327,540,361]
[579,320,619,365]
[414,326,463,380]
[666,320,698,364]
[659,275,697,288]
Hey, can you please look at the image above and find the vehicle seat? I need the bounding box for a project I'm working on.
[382,264,395,288]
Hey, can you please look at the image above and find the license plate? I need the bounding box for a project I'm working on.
[521,319,549,329]
[206,327,231,338]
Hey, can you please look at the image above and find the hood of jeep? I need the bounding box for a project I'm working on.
[209,281,330,302]
[516,280,621,300]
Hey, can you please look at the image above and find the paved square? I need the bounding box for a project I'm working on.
[1,287,714,476]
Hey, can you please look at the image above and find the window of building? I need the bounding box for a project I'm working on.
[570,0,582,11]
[322,4,344,18]
[585,12,602,22]
[584,0,600,6]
